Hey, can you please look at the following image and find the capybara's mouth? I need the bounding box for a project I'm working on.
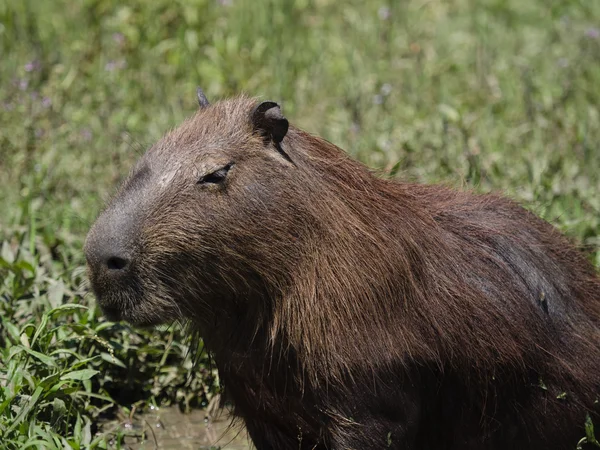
[92,284,178,327]
[98,303,124,322]
[97,299,170,327]
[91,289,127,321]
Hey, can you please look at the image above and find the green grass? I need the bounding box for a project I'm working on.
[1,0,599,447]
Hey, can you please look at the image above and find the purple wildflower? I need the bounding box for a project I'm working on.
[80,129,92,142]
[112,32,126,46]
[24,60,41,72]
[105,59,127,71]
[378,6,391,21]
[586,27,600,39]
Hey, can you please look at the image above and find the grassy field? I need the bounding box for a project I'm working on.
[1,0,599,447]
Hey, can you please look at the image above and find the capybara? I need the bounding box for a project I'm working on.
[85,90,600,449]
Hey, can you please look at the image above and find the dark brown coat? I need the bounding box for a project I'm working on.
[85,94,600,449]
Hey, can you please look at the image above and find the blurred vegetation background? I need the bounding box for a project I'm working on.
[1,0,599,448]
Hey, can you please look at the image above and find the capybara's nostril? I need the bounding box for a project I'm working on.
[106,256,129,271]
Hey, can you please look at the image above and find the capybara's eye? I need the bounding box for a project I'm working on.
[198,163,233,185]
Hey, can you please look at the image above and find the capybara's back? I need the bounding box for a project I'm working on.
[85,92,600,449]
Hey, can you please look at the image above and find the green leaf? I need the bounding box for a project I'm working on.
[20,331,31,348]
[74,413,82,441]
[73,391,115,403]
[100,352,126,368]
[60,369,100,381]
[38,372,61,389]
[30,313,49,348]
[47,303,88,318]
[48,380,69,394]
[6,386,44,433]
[14,259,35,274]
[82,415,92,446]
[94,322,117,332]
[52,397,67,418]
[49,348,85,360]
[1,240,15,264]
[21,346,57,367]
[7,344,26,361]
[388,160,402,178]
[3,321,21,343]
[20,440,61,450]
[47,280,66,309]
[438,103,460,123]
[0,256,12,269]
[63,355,101,370]
[585,414,600,447]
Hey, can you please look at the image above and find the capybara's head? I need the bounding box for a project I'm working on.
[85,92,318,330]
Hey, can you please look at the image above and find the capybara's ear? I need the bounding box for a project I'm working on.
[251,101,289,144]
[196,87,210,109]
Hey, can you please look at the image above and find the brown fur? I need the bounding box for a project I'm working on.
[85,95,600,449]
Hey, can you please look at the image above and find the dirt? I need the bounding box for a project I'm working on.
[109,406,251,449]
